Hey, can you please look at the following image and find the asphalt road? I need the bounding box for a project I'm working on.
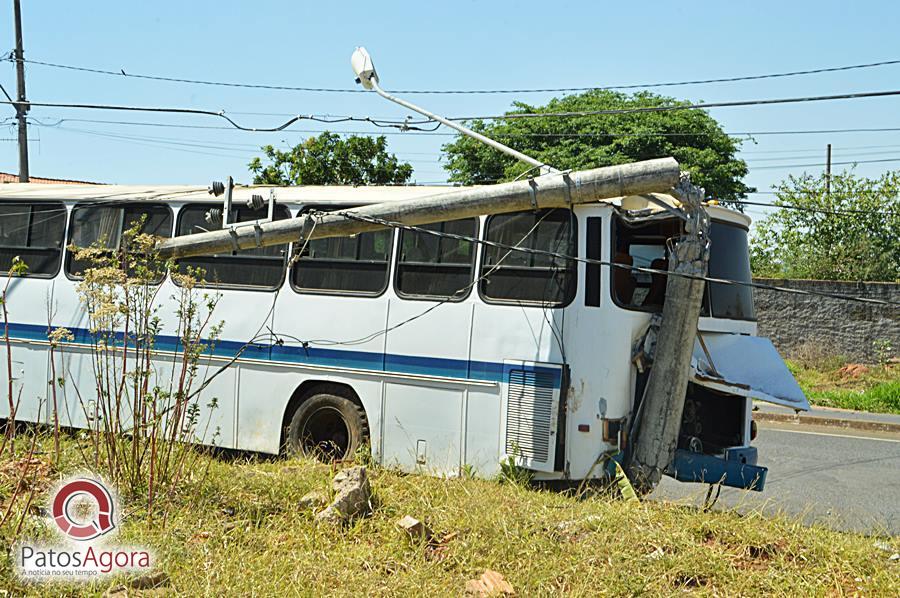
[651,423,900,535]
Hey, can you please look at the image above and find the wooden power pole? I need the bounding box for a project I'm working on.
[13,0,29,182]
[825,143,832,195]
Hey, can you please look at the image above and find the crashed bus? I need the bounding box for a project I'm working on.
[0,180,807,491]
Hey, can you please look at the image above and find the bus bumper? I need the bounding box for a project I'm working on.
[666,447,767,491]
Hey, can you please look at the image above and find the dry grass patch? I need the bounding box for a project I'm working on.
[0,436,897,596]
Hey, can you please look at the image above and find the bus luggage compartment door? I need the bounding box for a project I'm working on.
[501,360,565,473]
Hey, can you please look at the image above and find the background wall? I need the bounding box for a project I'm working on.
[753,279,899,363]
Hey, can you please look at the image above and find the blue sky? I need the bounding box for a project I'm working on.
[2,1,899,219]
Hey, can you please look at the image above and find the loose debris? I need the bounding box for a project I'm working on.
[397,515,433,542]
[396,515,458,561]
[315,466,372,524]
[465,570,515,596]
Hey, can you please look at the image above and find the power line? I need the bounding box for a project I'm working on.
[22,116,900,140]
[745,149,900,163]
[17,56,900,94]
[1,99,432,133]
[751,156,900,170]
[6,89,900,131]
[725,199,897,215]
[741,143,900,155]
[452,90,900,121]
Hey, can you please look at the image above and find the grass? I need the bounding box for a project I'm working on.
[787,360,900,414]
[1,435,898,596]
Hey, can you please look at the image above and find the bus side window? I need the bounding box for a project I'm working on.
[291,212,393,296]
[66,203,172,281]
[0,202,67,277]
[174,204,290,290]
[395,218,477,300]
[479,209,576,306]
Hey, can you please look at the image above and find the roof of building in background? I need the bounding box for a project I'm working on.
[0,172,101,185]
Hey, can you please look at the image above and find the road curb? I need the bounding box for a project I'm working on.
[754,411,900,435]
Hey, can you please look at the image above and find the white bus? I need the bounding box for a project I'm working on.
[0,183,807,490]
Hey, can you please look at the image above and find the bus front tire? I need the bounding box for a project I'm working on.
[285,393,367,461]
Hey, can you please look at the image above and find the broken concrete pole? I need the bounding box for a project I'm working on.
[156,158,680,260]
[625,177,710,493]
[397,515,434,542]
[316,466,372,523]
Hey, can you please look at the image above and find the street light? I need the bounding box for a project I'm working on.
[350,47,558,176]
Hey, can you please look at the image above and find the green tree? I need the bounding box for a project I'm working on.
[249,132,413,186]
[442,90,751,203]
[750,170,900,281]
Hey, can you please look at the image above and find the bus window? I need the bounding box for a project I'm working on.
[479,209,576,306]
[292,222,393,296]
[611,215,681,310]
[0,202,67,277]
[175,203,291,290]
[395,218,477,300]
[66,203,172,280]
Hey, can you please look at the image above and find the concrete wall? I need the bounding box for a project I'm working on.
[753,278,899,363]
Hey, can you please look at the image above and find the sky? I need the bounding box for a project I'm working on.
[2,1,900,221]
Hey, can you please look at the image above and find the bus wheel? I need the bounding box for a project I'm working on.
[286,393,367,461]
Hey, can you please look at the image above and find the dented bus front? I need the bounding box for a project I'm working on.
[604,199,809,492]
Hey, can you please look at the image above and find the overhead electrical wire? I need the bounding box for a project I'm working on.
[0,99,434,133]
[751,157,900,170]
[724,199,897,215]
[16,56,900,94]
[6,88,900,132]
[20,116,900,140]
[451,90,900,121]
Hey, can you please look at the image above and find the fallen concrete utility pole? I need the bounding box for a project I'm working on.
[625,175,710,493]
[155,157,680,260]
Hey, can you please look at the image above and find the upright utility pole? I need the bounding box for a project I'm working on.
[13,0,30,182]
[825,143,832,195]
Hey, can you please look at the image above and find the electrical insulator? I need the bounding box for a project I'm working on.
[247,194,265,210]
[208,181,225,197]
[205,208,223,227]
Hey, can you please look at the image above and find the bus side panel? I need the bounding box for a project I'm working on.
[469,304,562,377]
[177,358,238,450]
[464,387,502,477]
[2,278,57,425]
[0,342,47,424]
[382,381,463,476]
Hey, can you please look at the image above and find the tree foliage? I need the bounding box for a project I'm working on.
[249,132,413,186]
[750,170,900,281]
[442,90,751,203]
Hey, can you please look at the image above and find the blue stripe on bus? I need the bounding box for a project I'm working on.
[5,322,562,387]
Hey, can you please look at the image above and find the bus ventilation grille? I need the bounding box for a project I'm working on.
[505,369,556,463]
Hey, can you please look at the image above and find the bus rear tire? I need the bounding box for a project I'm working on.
[285,393,367,461]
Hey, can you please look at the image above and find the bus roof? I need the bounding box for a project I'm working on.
[0,183,751,226]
